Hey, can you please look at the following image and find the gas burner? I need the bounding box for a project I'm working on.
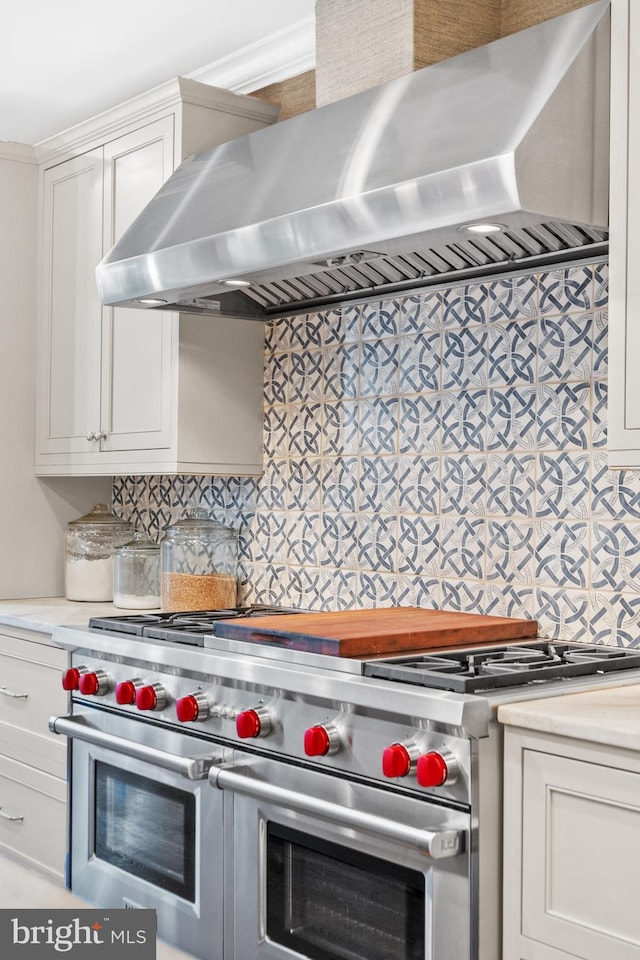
[88,605,300,646]
[363,641,640,693]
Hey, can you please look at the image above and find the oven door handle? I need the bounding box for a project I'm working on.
[211,766,464,859]
[49,715,217,780]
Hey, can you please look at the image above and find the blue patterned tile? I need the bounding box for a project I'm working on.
[486,453,535,517]
[397,515,440,577]
[589,593,640,647]
[288,458,322,511]
[539,265,592,314]
[322,401,359,455]
[591,451,640,520]
[441,454,487,517]
[250,563,291,605]
[287,566,323,608]
[360,338,399,396]
[264,318,290,354]
[254,510,289,564]
[289,312,323,350]
[485,275,538,323]
[441,580,487,612]
[398,395,442,453]
[320,309,346,347]
[322,456,359,512]
[256,459,289,511]
[357,571,398,606]
[226,477,257,516]
[441,390,486,451]
[487,386,537,451]
[357,514,397,571]
[591,521,640,592]
[440,517,485,580]
[320,513,359,568]
[288,403,322,457]
[359,397,400,454]
[593,261,608,309]
[535,520,589,588]
[485,584,534,620]
[398,332,441,393]
[316,569,359,610]
[442,284,485,327]
[486,519,535,584]
[535,587,589,641]
[333,304,362,343]
[538,312,593,382]
[398,455,440,515]
[264,352,289,407]
[396,575,441,608]
[536,452,591,519]
[592,380,607,448]
[362,299,399,339]
[536,382,591,449]
[592,309,608,379]
[288,349,323,403]
[400,292,442,334]
[487,321,537,385]
[324,344,359,401]
[263,406,290,459]
[359,456,399,514]
[287,511,321,566]
[442,328,488,389]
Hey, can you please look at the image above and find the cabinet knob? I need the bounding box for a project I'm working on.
[86,432,97,442]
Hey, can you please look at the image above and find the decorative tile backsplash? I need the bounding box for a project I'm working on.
[113,259,640,647]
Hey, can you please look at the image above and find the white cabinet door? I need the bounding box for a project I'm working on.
[100,118,176,454]
[37,150,103,456]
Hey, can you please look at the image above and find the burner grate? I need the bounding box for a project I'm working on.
[88,605,300,645]
[364,642,640,693]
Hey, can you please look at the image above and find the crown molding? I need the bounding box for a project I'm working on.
[187,16,316,93]
[0,141,37,164]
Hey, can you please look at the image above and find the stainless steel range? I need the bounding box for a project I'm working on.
[49,608,640,960]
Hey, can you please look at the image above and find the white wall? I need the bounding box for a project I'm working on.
[0,144,110,599]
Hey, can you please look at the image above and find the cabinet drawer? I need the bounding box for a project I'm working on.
[0,754,66,882]
[0,632,67,777]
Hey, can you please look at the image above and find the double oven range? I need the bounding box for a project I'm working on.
[50,607,640,960]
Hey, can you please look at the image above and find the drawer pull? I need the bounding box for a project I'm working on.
[0,686,28,700]
[0,806,24,822]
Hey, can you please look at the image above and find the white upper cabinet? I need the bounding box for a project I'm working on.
[609,0,640,466]
[35,79,277,476]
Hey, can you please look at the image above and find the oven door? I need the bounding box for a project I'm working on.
[211,755,470,960]
[51,705,228,960]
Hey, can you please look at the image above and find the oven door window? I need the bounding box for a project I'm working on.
[94,761,196,902]
[267,823,425,960]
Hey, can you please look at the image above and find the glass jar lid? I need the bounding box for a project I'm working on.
[162,508,235,540]
[67,504,131,529]
[114,531,160,555]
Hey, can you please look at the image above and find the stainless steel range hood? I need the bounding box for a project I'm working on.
[96,0,610,321]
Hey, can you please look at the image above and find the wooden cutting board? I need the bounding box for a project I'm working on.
[213,607,538,657]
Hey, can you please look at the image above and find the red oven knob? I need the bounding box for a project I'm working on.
[115,679,143,706]
[78,670,110,696]
[61,666,88,691]
[176,694,210,723]
[136,683,167,712]
[236,707,272,739]
[382,743,413,778]
[303,723,340,757]
[416,752,449,788]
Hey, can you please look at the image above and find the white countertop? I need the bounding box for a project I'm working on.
[0,854,195,960]
[498,682,640,751]
[0,597,160,637]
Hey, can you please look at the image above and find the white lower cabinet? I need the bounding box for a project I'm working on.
[503,726,640,959]
[0,627,68,882]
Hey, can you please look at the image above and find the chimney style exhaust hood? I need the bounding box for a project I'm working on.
[96,0,610,321]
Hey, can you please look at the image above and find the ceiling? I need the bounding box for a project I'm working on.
[3,0,316,145]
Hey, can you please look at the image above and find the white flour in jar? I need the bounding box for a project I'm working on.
[65,557,113,601]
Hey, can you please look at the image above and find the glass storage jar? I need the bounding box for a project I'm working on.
[65,504,133,602]
[160,510,238,612]
[113,532,161,610]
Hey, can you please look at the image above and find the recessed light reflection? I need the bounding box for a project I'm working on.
[137,298,168,305]
[221,279,252,287]
[458,222,504,235]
